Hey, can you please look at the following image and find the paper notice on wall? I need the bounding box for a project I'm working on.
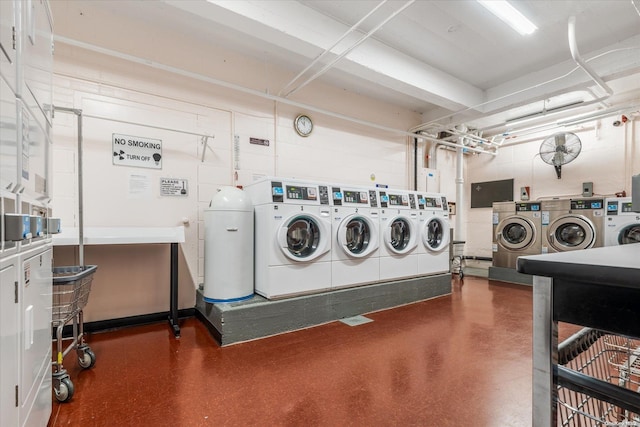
[128,172,152,199]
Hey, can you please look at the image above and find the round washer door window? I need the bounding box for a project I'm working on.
[496,217,535,251]
[385,216,415,254]
[619,224,640,245]
[278,215,328,261]
[338,215,378,258]
[424,216,450,251]
[548,216,595,251]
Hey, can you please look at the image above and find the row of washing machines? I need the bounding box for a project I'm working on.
[242,177,451,299]
[492,197,640,269]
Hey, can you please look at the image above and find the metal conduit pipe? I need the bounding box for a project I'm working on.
[278,0,388,97]
[284,0,416,98]
[568,16,614,97]
[455,142,465,242]
[53,106,85,266]
[55,36,496,156]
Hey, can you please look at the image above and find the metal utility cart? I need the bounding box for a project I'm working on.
[51,265,98,402]
[557,328,640,426]
[451,240,465,279]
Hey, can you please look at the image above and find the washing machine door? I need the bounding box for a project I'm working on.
[337,214,378,258]
[496,216,536,251]
[277,214,329,261]
[619,223,640,245]
[423,215,450,252]
[548,215,595,251]
[384,215,416,255]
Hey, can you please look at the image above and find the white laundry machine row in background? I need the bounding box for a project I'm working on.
[330,184,380,289]
[605,197,640,246]
[540,198,604,253]
[378,188,419,281]
[416,192,450,275]
[243,178,333,299]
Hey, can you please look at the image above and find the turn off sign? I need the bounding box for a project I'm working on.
[112,133,163,169]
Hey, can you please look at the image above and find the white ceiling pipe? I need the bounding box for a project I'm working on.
[283,0,416,98]
[278,0,388,97]
[55,36,497,156]
[568,16,614,97]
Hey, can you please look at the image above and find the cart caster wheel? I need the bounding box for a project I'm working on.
[55,377,74,402]
[78,348,96,369]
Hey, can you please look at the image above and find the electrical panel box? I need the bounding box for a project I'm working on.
[582,182,593,197]
[418,168,440,192]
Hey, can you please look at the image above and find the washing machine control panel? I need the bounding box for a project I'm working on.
[318,185,330,205]
[416,194,426,209]
[571,199,604,210]
[369,190,378,208]
[606,201,634,215]
[286,185,317,201]
[516,202,541,212]
[387,193,409,207]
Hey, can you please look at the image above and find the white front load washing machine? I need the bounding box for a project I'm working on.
[330,184,380,289]
[416,192,450,275]
[378,189,418,281]
[244,178,332,299]
[605,197,640,246]
[541,198,604,253]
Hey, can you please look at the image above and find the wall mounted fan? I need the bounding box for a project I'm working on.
[539,132,582,179]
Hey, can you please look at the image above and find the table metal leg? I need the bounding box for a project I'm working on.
[533,275,557,427]
[169,242,180,338]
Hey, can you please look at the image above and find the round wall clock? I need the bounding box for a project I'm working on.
[294,114,313,137]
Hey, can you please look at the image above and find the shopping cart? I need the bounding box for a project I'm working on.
[451,240,465,279]
[557,328,640,426]
[51,265,98,402]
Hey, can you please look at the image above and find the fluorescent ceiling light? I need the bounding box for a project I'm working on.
[477,1,538,35]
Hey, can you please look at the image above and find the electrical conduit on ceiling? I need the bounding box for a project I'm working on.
[54,35,496,156]
[282,0,416,98]
[278,0,389,97]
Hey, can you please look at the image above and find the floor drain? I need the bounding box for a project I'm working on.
[339,315,373,327]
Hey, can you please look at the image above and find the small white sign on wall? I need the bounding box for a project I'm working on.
[113,133,162,169]
[160,178,188,196]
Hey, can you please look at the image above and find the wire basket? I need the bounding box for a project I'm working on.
[558,329,640,426]
[52,265,97,326]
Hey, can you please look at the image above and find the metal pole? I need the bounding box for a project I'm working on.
[54,106,85,266]
[454,144,464,241]
[77,111,84,266]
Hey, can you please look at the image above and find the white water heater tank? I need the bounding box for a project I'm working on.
[203,186,254,302]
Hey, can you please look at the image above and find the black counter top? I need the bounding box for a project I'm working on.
[516,243,640,289]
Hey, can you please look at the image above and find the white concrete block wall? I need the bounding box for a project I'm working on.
[50,34,422,318]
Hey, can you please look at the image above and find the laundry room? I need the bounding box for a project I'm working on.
[1,1,639,426]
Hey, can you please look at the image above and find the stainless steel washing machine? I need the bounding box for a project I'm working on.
[541,198,604,253]
[492,201,541,269]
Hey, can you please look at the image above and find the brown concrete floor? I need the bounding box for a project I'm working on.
[47,277,578,426]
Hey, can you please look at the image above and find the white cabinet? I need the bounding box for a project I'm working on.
[0,257,19,427]
[18,246,52,427]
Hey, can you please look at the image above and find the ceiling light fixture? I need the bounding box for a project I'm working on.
[477,0,538,35]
